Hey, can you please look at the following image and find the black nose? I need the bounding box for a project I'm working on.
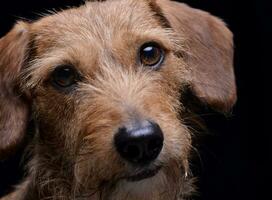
[114,121,164,165]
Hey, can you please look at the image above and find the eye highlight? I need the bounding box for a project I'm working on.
[139,42,165,69]
[50,65,80,90]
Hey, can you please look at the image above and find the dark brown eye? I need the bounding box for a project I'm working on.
[139,42,164,69]
[51,65,79,89]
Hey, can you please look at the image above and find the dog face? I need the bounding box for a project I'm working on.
[0,0,236,199]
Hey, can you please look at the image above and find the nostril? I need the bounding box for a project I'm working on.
[145,133,163,160]
[124,144,142,161]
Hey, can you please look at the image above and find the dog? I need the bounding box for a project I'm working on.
[0,0,236,199]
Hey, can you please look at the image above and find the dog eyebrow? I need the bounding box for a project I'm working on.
[21,49,75,89]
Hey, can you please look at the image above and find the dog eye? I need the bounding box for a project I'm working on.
[51,65,79,88]
[139,42,164,69]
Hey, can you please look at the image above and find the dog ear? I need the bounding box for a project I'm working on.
[0,22,30,159]
[157,0,236,113]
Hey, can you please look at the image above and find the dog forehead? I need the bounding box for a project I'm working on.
[30,0,160,51]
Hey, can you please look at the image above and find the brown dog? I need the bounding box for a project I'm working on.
[0,0,236,199]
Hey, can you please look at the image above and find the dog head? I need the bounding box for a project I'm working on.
[0,0,236,199]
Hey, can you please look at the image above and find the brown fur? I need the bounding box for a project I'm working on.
[0,0,236,199]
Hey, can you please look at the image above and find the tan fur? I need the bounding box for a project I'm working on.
[0,0,236,199]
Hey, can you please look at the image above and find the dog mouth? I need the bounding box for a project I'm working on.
[125,166,161,182]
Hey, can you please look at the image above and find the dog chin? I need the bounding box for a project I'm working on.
[124,165,162,182]
[114,169,166,197]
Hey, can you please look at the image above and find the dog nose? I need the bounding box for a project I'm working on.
[114,121,164,165]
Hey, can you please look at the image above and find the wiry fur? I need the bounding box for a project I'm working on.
[0,0,236,199]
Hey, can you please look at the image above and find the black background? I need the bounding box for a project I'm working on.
[0,0,265,200]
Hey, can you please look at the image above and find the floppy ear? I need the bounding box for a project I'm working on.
[0,22,30,159]
[157,0,237,113]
